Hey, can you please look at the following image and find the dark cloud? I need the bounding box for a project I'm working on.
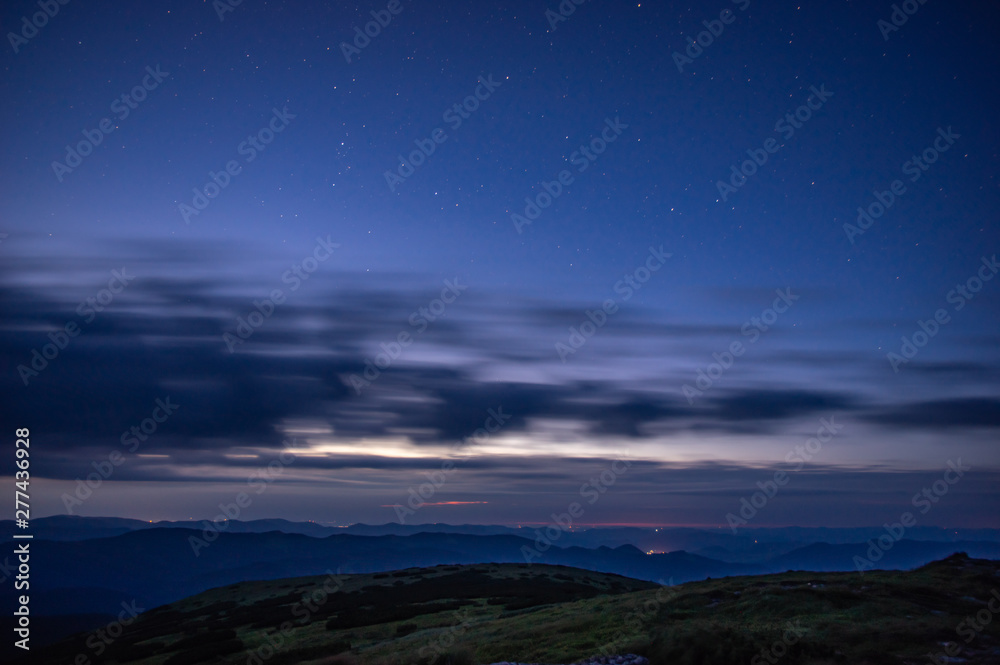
[862,398,1000,430]
[1,263,998,486]
[903,361,1000,379]
[706,390,855,422]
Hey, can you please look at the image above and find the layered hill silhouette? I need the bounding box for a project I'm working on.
[4,515,998,550]
[2,516,998,655]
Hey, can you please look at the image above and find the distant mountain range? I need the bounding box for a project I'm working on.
[3,514,998,549]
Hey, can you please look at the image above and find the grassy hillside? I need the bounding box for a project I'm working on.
[19,554,1000,665]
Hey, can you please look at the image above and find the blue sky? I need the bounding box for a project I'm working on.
[2,0,998,528]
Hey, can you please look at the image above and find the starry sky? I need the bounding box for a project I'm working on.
[2,0,999,528]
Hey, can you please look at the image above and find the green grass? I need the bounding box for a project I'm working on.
[21,555,1000,665]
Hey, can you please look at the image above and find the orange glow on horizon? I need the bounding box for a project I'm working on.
[379,501,489,507]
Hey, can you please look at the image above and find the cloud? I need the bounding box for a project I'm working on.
[706,389,855,422]
[862,398,1000,430]
[1,251,997,486]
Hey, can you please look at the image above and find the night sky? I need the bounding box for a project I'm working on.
[2,0,998,528]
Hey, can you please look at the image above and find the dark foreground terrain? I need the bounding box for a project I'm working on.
[14,554,1000,665]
